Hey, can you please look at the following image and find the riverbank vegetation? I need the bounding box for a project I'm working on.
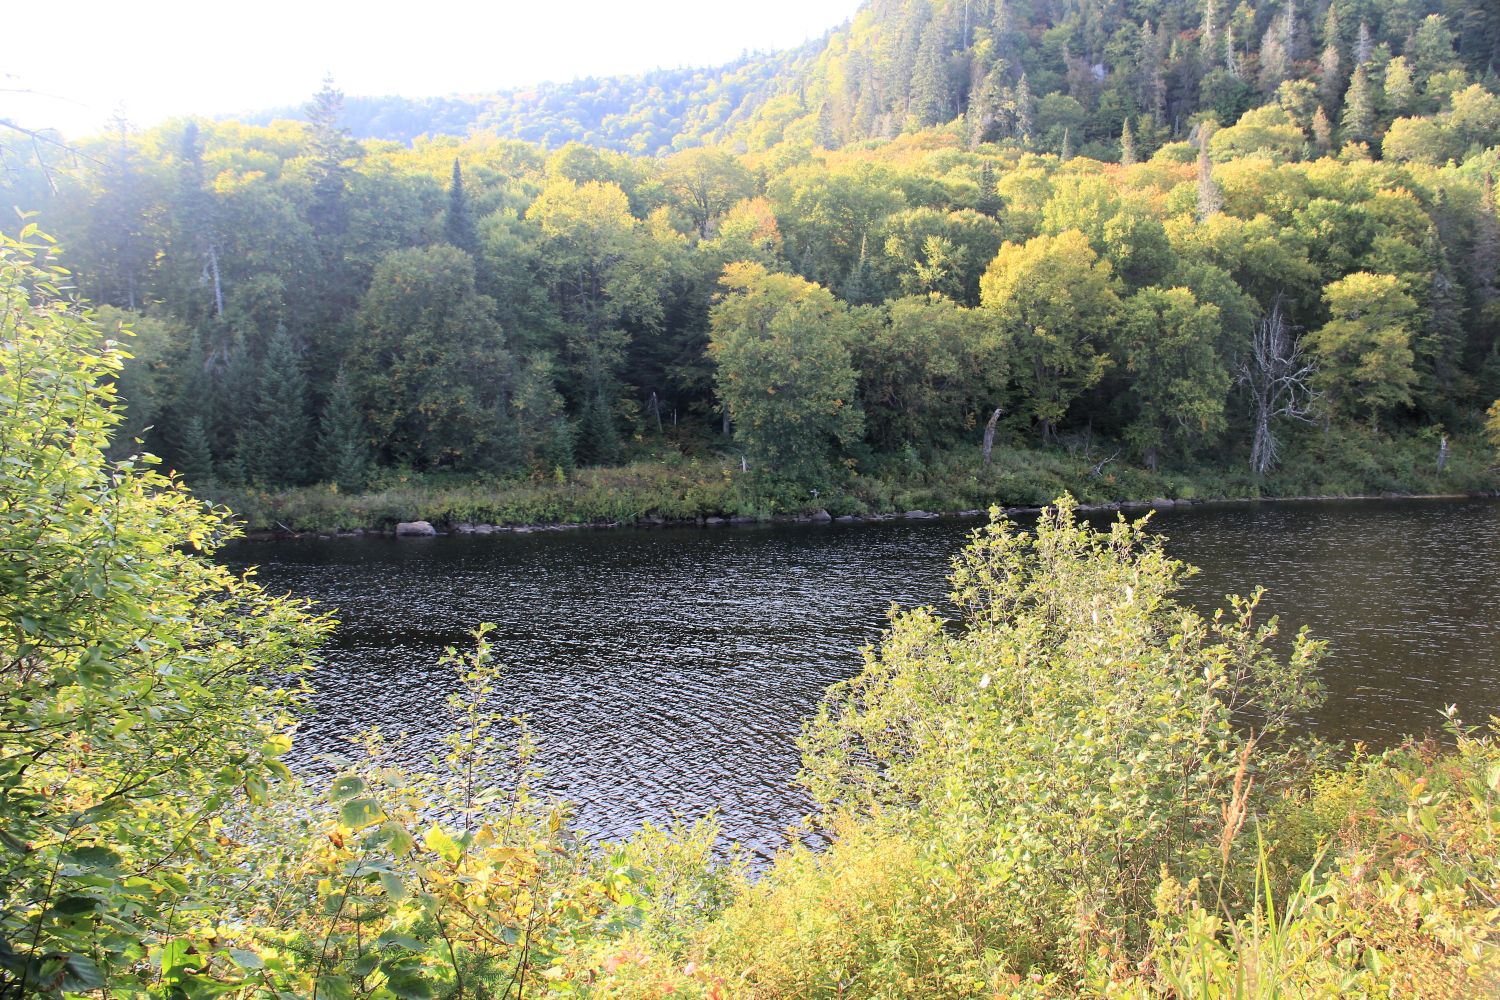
[5,226,1498,997]
[4,0,1500,527]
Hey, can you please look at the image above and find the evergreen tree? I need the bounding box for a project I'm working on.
[815,101,838,149]
[1013,74,1035,144]
[172,121,224,324]
[1258,7,1292,95]
[1355,22,1374,67]
[976,160,1002,217]
[1319,6,1344,111]
[1470,174,1500,365]
[909,18,952,127]
[305,76,353,242]
[1120,119,1138,165]
[319,367,370,493]
[175,414,216,485]
[1340,65,1376,146]
[444,159,480,257]
[1312,105,1335,153]
[243,323,310,486]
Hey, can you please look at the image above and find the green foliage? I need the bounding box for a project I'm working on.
[980,230,1120,440]
[241,322,311,486]
[1114,287,1229,469]
[709,262,864,484]
[0,227,330,996]
[351,245,514,470]
[1308,272,1420,422]
[8,3,1500,508]
[319,366,371,493]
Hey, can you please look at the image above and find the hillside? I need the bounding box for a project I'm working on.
[241,46,822,154]
[246,0,1500,157]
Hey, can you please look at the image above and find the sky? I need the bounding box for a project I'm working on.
[2,0,863,138]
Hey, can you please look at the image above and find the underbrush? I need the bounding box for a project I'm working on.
[213,428,1496,533]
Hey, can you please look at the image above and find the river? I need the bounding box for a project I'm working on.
[222,497,1500,857]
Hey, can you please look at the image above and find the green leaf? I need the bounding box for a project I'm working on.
[339,796,385,831]
[379,871,406,901]
[383,968,434,1000]
[60,845,122,875]
[330,775,366,804]
[227,948,265,971]
[314,974,354,1000]
[61,953,105,992]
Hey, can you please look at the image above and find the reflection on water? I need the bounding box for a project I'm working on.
[222,497,1500,857]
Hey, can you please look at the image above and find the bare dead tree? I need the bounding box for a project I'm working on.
[981,406,1003,465]
[1088,448,1120,478]
[1237,296,1317,476]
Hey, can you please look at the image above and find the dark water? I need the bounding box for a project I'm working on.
[222,498,1500,857]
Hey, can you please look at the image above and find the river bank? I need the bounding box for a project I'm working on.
[215,430,1498,538]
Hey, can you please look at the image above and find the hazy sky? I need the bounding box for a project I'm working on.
[3,0,863,137]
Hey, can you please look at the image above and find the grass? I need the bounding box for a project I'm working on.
[210,428,1498,533]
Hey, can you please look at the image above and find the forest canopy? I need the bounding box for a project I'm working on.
[1,0,1498,511]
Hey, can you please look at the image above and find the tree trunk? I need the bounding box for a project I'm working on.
[981,407,1002,465]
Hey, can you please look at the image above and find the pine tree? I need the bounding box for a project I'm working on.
[305,76,352,242]
[815,101,838,149]
[175,414,216,485]
[1200,0,1219,61]
[976,160,1002,217]
[1060,127,1073,161]
[244,323,311,486]
[1340,65,1375,146]
[319,366,370,493]
[1471,175,1500,364]
[173,121,224,323]
[1120,119,1138,165]
[1196,126,1223,220]
[1420,231,1470,408]
[1137,21,1167,121]
[909,18,952,127]
[444,159,480,257]
[1013,74,1035,144]
[1258,3,1294,95]
[1355,21,1374,67]
[1318,6,1343,111]
[1312,105,1335,153]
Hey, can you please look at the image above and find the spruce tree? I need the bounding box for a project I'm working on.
[244,323,311,487]
[1318,6,1343,111]
[1340,65,1376,146]
[1013,74,1034,144]
[444,159,480,257]
[1471,175,1500,365]
[1312,105,1335,153]
[1120,119,1138,165]
[319,367,370,493]
[1355,22,1374,67]
[175,414,216,485]
[305,76,352,242]
[976,160,1002,217]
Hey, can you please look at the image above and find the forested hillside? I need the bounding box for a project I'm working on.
[2,0,1499,523]
[242,49,819,154]
[242,0,1499,160]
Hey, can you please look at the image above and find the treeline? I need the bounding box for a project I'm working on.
[243,49,817,154]
[242,0,1500,162]
[3,66,1499,495]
